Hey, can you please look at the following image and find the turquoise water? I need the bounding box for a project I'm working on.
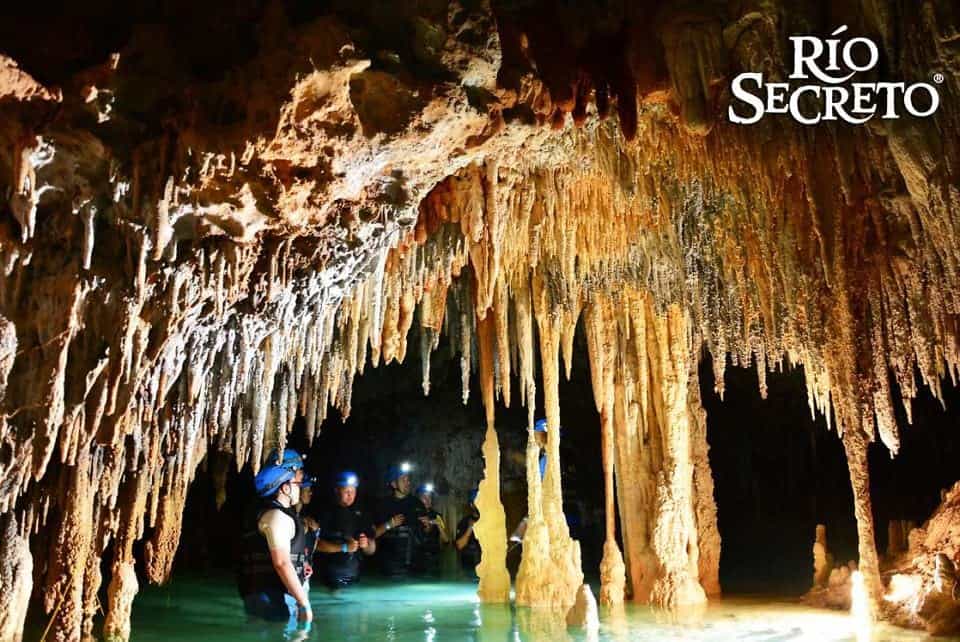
[126,574,953,642]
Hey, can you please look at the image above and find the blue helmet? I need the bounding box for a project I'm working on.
[301,475,317,488]
[335,471,359,488]
[385,462,413,483]
[416,483,435,496]
[254,464,296,498]
[534,418,561,434]
[265,447,305,471]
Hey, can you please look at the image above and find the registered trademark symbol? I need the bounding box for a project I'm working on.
[933,72,944,84]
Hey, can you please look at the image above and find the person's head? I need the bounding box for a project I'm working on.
[335,471,359,507]
[416,483,435,509]
[467,488,479,517]
[300,476,315,506]
[386,462,413,497]
[265,447,305,472]
[254,464,303,506]
[533,418,551,448]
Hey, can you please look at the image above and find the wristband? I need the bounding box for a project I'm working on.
[341,542,348,553]
[385,521,392,531]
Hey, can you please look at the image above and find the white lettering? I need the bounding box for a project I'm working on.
[729,73,765,124]
[904,83,940,117]
[766,83,791,113]
[789,86,822,125]
[729,27,940,125]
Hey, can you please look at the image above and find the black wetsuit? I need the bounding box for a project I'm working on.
[376,494,426,577]
[315,504,376,589]
[413,509,444,576]
[237,501,308,620]
[455,513,482,579]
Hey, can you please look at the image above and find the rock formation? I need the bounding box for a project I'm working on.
[884,481,960,635]
[0,0,958,639]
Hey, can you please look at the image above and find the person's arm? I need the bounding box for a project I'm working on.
[455,519,474,551]
[261,511,312,622]
[358,531,376,555]
[436,515,450,544]
[374,513,405,538]
[509,517,528,543]
[315,537,359,554]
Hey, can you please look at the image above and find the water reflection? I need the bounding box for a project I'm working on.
[127,575,953,642]
[516,607,569,642]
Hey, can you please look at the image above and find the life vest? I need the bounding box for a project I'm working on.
[237,501,307,596]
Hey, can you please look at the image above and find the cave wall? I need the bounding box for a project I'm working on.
[0,0,958,639]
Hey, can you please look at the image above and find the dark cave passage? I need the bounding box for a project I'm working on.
[702,358,960,596]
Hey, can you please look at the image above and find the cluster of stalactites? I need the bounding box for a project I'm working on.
[392,108,960,469]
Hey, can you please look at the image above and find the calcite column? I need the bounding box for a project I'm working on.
[842,428,883,615]
[104,474,149,642]
[473,314,511,602]
[688,365,721,597]
[516,278,584,609]
[44,460,94,642]
[583,301,626,606]
[610,294,712,609]
[0,513,32,642]
[645,305,706,609]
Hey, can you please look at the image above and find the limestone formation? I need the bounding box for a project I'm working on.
[0,514,31,642]
[884,481,960,635]
[566,583,600,638]
[813,524,834,589]
[0,0,958,639]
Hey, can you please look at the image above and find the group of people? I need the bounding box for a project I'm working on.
[236,450,483,626]
[236,420,560,628]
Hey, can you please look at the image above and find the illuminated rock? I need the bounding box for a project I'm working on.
[566,583,600,636]
[0,1,957,638]
[813,524,834,589]
[885,481,960,635]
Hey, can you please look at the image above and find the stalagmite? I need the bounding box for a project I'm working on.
[813,524,833,589]
[566,584,600,638]
[473,314,510,603]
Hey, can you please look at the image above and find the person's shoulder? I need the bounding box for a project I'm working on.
[259,506,295,531]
